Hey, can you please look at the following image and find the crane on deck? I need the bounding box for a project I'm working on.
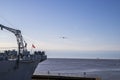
[0,24,27,57]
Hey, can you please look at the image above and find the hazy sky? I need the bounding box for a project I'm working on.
[0,0,120,58]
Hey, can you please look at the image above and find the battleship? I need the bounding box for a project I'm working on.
[0,24,47,80]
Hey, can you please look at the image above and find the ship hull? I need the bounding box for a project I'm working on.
[0,60,40,80]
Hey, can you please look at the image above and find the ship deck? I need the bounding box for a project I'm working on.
[32,75,100,80]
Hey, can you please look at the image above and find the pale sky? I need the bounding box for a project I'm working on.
[0,0,120,58]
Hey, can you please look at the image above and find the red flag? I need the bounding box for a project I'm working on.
[32,44,35,48]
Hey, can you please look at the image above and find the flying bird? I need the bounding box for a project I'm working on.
[60,36,67,39]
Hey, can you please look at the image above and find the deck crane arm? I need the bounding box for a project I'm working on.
[0,24,27,55]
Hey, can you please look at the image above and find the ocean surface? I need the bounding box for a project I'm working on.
[34,58,120,80]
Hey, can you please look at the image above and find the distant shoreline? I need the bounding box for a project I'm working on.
[47,58,120,60]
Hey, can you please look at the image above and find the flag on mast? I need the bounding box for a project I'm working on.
[32,44,35,48]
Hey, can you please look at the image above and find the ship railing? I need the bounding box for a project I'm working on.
[34,71,101,78]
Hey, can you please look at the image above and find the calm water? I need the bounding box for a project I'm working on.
[46,51,120,59]
[34,58,120,80]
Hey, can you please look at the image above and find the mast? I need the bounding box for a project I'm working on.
[0,24,27,57]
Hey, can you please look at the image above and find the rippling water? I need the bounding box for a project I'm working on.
[34,58,120,80]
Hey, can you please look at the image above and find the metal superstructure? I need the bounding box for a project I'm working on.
[0,24,27,56]
[0,24,47,80]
